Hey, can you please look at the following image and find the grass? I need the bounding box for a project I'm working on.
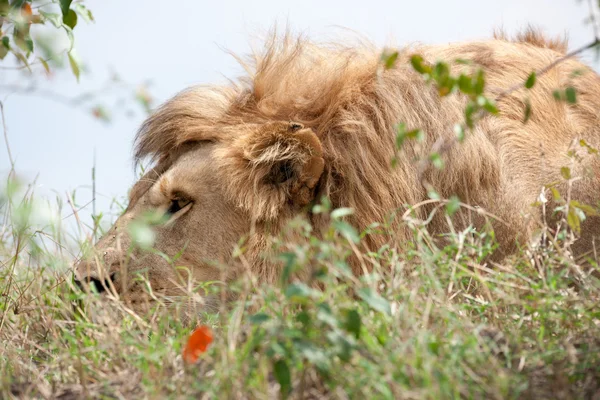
[1,175,599,400]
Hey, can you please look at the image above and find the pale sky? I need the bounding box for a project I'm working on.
[2,0,598,231]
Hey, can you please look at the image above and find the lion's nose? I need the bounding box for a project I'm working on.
[74,272,116,294]
[74,261,117,294]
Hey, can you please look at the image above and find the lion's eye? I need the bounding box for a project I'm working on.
[167,198,191,215]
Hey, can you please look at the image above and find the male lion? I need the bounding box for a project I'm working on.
[75,30,600,313]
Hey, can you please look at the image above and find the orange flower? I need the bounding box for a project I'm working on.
[182,325,213,364]
[21,3,32,16]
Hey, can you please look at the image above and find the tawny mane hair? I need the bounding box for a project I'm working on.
[133,28,600,274]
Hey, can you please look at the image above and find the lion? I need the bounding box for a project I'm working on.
[75,29,600,313]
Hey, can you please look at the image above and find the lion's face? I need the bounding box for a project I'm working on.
[75,143,250,311]
[74,122,325,313]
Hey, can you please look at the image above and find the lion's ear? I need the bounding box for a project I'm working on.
[220,121,325,220]
[246,122,325,206]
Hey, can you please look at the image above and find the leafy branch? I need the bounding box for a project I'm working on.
[495,37,600,103]
[383,28,600,192]
[0,0,93,77]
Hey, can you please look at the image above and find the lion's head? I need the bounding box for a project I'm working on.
[74,119,326,312]
[73,35,378,313]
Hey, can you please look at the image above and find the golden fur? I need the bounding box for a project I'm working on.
[75,30,600,311]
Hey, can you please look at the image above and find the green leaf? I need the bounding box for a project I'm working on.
[454,58,472,65]
[128,221,155,249]
[63,9,77,29]
[433,61,449,78]
[446,196,460,216]
[38,57,50,74]
[285,283,314,301]
[249,312,270,325]
[525,72,536,89]
[480,97,498,114]
[464,101,476,129]
[316,303,338,328]
[331,207,354,219]
[269,342,287,358]
[567,208,581,234]
[0,0,9,16]
[457,74,472,94]
[454,124,465,142]
[278,252,297,284]
[273,359,291,396]
[332,220,360,244]
[13,26,32,54]
[59,0,72,16]
[357,287,391,315]
[24,37,33,53]
[40,11,62,28]
[407,129,424,142]
[0,36,8,59]
[9,0,25,11]
[327,330,352,362]
[395,123,407,148]
[433,61,450,90]
[296,340,330,370]
[73,3,94,23]
[570,200,599,216]
[429,152,444,169]
[428,339,441,355]
[552,90,562,101]
[14,51,30,71]
[139,209,170,226]
[428,188,440,200]
[565,87,577,104]
[344,309,361,339]
[579,139,599,154]
[296,311,311,327]
[68,50,80,81]
[523,98,532,123]
[396,123,424,149]
[381,51,398,70]
[560,166,571,180]
[549,186,561,201]
[473,69,485,95]
[410,54,430,74]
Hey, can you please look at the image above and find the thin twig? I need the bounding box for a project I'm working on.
[0,55,59,71]
[0,235,22,333]
[66,190,88,242]
[92,149,98,240]
[417,37,600,183]
[495,38,600,103]
[1,77,140,106]
[62,199,94,221]
[0,100,15,175]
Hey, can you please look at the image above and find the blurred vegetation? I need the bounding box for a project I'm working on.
[0,0,91,75]
[0,0,153,128]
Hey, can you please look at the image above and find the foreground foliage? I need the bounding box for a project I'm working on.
[1,181,598,400]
